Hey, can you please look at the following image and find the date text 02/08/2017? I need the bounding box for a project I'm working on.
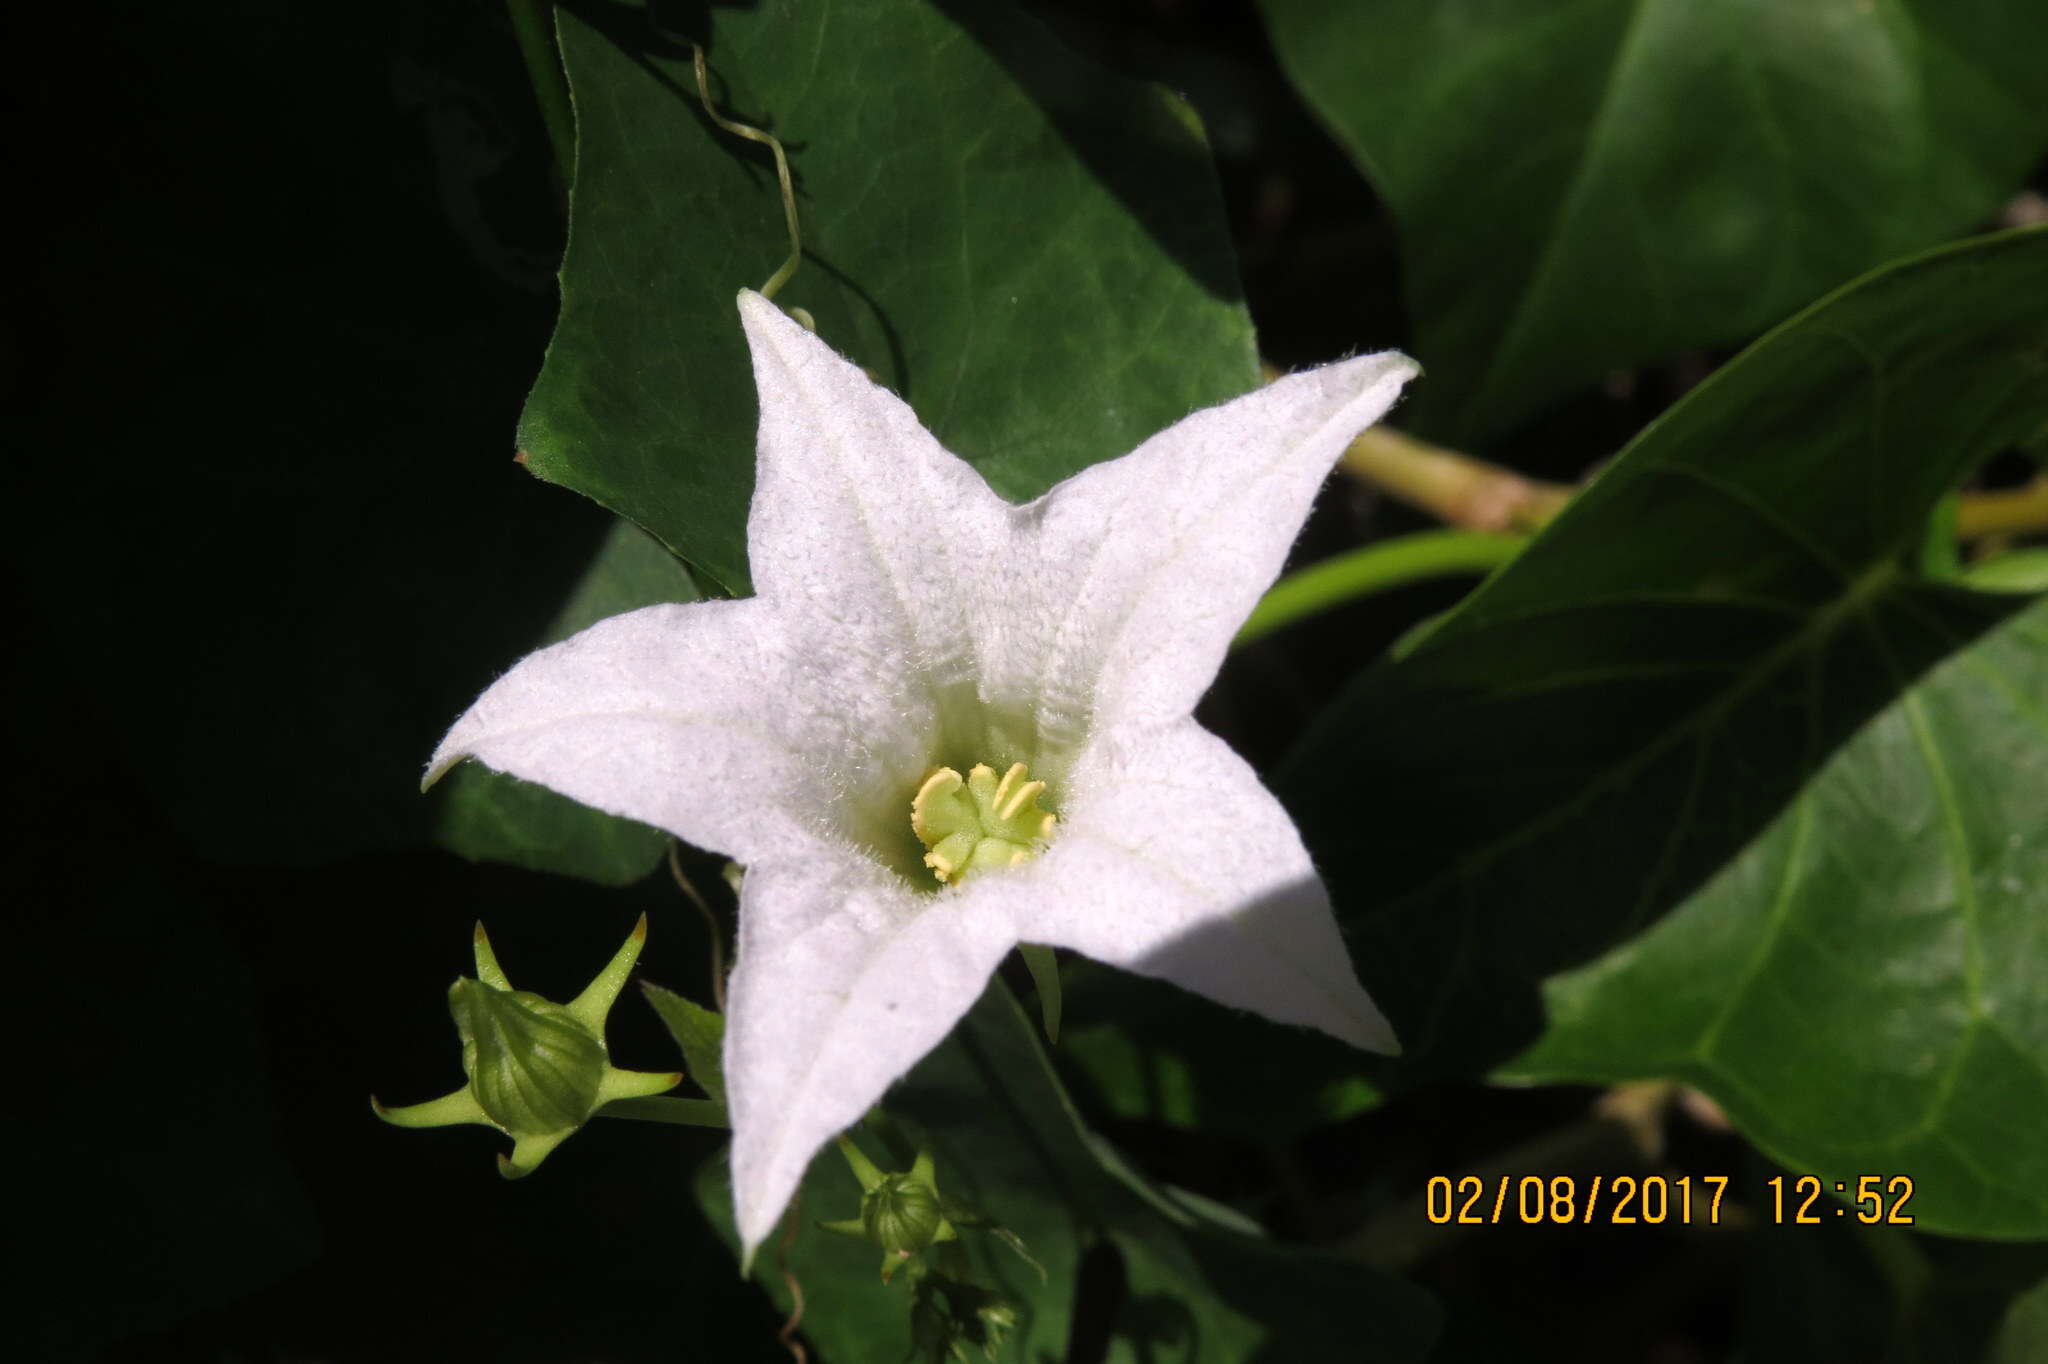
[1424,1174,1916,1226]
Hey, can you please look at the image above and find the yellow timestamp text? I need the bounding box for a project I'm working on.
[1422,1174,1917,1226]
[1425,1174,1730,1225]
[1768,1174,1915,1225]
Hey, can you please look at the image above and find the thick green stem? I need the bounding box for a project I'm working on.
[506,0,575,190]
[1340,425,1572,532]
[1235,530,1527,648]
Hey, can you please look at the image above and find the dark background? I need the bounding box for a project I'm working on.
[13,2,2040,1361]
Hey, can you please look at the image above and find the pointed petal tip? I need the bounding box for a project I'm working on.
[1342,1010,1402,1057]
[1336,346,1421,390]
[736,287,783,331]
[421,727,480,791]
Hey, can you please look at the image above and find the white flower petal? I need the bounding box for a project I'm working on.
[998,353,1417,739]
[434,303,1414,1274]
[1021,720,1398,1054]
[724,852,1018,1260]
[737,291,1012,710]
[426,598,823,863]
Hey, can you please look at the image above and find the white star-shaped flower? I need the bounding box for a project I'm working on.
[429,292,1416,1260]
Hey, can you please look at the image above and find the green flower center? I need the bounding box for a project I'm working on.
[910,761,1056,885]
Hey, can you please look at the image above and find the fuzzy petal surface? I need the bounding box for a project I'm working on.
[997,352,1419,739]
[427,598,824,863]
[724,852,1018,1256]
[738,292,1010,705]
[1022,720,1398,1054]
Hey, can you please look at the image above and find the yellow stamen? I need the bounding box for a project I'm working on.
[910,761,1057,886]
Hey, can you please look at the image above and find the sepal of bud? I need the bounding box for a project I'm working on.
[372,915,680,1177]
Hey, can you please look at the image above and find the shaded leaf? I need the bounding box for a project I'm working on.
[1506,599,2048,1236]
[430,518,694,884]
[1059,961,1382,1144]
[1279,230,2048,1086]
[529,0,1258,591]
[1260,0,2048,441]
[642,979,728,1105]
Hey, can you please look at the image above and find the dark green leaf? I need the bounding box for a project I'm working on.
[641,979,727,1105]
[1260,0,2048,441]
[695,985,1439,1361]
[430,518,693,884]
[1279,230,2048,1086]
[529,0,1258,592]
[1505,599,2048,1236]
[1059,961,1382,1143]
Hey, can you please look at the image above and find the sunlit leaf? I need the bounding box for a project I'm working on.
[528,0,1258,591]
[1507,598,2048,1236]
[1261,0,2048,440]
[1281,230,2048,1094]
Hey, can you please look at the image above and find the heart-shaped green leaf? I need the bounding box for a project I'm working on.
[1280,228,2048,1087]
[527,0,1259,593]
[1506,597,2048,1236]
[1260,0,2048,441]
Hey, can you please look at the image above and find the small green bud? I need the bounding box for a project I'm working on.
[373,916,680,1177]
[452,981,606,1136]
[863,1171,946,1259]
[822,1140,963,1282]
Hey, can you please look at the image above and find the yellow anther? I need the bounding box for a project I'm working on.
[910,761,1057,886]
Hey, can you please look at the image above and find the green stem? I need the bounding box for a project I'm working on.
[1017,944,1062,1045]
[505,0,575,190]
[1235,530,1527,648]
[596,1095,728,1127]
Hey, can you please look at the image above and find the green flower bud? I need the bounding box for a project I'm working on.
[372,915,680,1177]
[820,1141,964,1282]
[863,1171,946,1259]
[452,981,606,1136]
